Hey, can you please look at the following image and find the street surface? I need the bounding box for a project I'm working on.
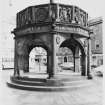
[0,69,103,105]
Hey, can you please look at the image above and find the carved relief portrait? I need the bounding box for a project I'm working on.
[67,8,72,22]
[74,7,86,26]
[56,36,60,44]
[74,7,81,24]
[59,6,72,22]
[59,7,67,21]
[35,8,48,22]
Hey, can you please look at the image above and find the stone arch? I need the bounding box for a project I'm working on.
[75,39,86,56]
[29,47,47,73]
[15,37,51,74]
[60,38,86,55]
[59,37,87,76]
[22,38,50,54]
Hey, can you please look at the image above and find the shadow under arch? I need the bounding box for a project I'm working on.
[21,38,51,74]
[29,47,47,73]
[59,37,87,76]
[26,40,50,55]
[60,38,86,56]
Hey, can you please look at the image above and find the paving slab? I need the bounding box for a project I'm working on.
[0,70,103,105]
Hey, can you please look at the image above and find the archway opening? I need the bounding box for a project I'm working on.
[59,38,86,75]
[64,56,67,62]
[29,47,47,74]
[57,47,74,72]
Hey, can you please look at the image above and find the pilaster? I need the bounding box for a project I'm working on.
[14,41,20,77]
[74,56,80,72]
[48,34,58,78]
[87,36,93,79]
[81,54,87,76]
[22,54,29,73]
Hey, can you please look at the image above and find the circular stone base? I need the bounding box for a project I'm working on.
[7,75,92,91]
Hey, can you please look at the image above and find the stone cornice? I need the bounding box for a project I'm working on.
[88,17,103,26]
[12,22,90,39]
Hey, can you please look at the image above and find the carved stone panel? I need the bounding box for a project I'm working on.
[50,4,57,21]
[16,5,49,28]
[59,5,72,23]
[17,7,33,28]
[74,7,87,26]
[33,7,49,22]
[58,5,88,27]
[74,7,81,24]
[16,4,88,29]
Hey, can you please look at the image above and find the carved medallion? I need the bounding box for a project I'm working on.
[35,8,48,22]
[84,40,88,47]
[56,36,60,44]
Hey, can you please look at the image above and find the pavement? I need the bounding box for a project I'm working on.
[0,69,103,105]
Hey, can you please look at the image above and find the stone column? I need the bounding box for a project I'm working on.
[56,3,60,22]
[16,54,29,74]
[48,35,57,78]
[87,37,93,79]
[73,54,75,72]
[47,52,53,78]
[47,54,49,74]
[72,6,75,23]
[17,55,23,71]
[23,54,29,73]
[14,40,20,77]
[74,55,80,72]
[74,47,80,72]
[81,55,86,76]
[53,35,57,75]
[84,45,88,76]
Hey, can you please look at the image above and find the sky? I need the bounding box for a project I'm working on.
[0,0,104,57]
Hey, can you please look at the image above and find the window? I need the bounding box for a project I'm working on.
[64,56,67,62]
[95,40,99,49]
[93,56,96,59]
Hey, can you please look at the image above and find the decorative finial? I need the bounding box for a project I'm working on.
[50,0,53,4]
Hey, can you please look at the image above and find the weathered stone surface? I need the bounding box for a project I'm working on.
[12,3,92,80]
[16,3,88,29]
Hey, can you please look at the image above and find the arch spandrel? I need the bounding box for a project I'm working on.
[74,38,87,56]
[19,37,53,56]
[16,38,28,55]
[59,37,86,56]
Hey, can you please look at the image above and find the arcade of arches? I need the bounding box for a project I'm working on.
[12,3,93,79]
[14,33,91,79]
[29,47,76,73]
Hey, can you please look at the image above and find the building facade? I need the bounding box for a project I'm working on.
[88,17,103,67]
[56,17,103,68]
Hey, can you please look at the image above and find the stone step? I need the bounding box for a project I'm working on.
[11,76,46,82]
[11,76,89,87]
[13,75,86,82]
[11,77,47,86]
[7,74,93,91]
[62,80,90,86]
[7,80,92,91]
